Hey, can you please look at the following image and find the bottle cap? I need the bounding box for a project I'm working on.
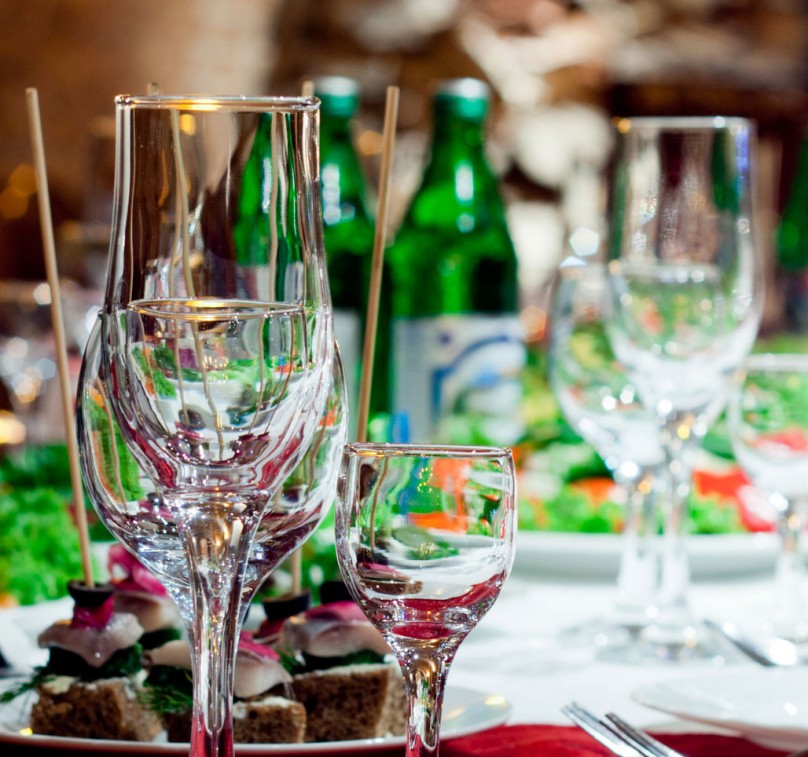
[434,78,490,120]
[313,76,360,118]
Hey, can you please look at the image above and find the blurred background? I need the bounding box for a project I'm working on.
[0,0,806,433]
[0,0,806,606]
[0,0,805,307]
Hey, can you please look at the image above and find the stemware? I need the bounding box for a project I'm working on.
[78,319,347,617]
[548,260,665,656]
[78,94,336,757]
[606,116,763,658]
[728,353,808,642]
[336,443,516,757]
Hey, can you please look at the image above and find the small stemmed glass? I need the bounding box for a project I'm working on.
[548,261,665,657]
[335,444,516,757]
[605,117,763,658]
[728,353,808,642]
[77,95,337,757]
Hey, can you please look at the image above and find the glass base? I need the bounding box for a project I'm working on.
[629,619,742,665]
[557,616,648,664]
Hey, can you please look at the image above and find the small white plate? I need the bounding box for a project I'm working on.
[633,667,808,751]
[0,684,510,755]
[514,532,780,579]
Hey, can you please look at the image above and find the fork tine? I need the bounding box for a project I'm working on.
[604,712,685,757]
[562,702,645,757]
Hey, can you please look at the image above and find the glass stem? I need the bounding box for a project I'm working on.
[613,467,661,629]
[179,503,256,757]
[398,642,458,757]
[773,497,808,636]
[652,426,699,642]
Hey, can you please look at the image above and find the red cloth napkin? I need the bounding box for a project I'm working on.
[440,724,793,757]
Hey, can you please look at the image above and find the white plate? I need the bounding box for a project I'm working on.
[0,685,510,755]
[513,531,780,579]
[633,667,808,751]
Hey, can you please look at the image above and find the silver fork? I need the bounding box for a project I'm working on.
[562,702,648,757]
[565,701,808,757]
[604,712,685,757]
[562,702,685,757]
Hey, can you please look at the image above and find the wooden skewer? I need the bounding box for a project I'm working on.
[355,85,399,443]
[25,87,95,588]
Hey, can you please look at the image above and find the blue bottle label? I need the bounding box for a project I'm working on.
[393,314,526,445]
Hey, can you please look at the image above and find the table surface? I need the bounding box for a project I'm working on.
[0,540,793,754]
[451,563,781,729]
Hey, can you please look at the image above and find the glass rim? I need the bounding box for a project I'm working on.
[743,352,808,372]
[127,297,303,321]
[115,94,320,114]
[613,115,754,133]
[343,442,513,459]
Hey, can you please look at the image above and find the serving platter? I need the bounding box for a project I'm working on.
[0,684,511,755]
[513,531,780,579]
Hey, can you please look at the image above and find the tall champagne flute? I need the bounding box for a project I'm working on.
[728,353,808,641]
[79,95,336,757]
[336,444,516,757]
[548,261,665,656]
[606,117,763,658]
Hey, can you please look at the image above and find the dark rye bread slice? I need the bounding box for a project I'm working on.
[291,661,406,743]
[164,695,307,744]
[30,678,162,741]
[232,695,307,743]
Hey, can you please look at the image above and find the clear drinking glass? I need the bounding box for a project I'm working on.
[336,444,516,757]
[78,319,347,617]
[548,261,665,656]
[606,117,763,658]
[728,353,808,642]
[78,95,337,757]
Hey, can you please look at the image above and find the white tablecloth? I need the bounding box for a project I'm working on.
[450,568,779,729]
[0,557,784,733]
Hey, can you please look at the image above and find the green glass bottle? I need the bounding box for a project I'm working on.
[314,77,380,436]
[777,131,808,332]
[387,78,526,445]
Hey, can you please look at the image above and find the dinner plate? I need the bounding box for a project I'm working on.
[632,667,808,751]
[0,684,510,755]
[513,531,780,579]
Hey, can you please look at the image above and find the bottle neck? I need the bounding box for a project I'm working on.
[423,112,488,179]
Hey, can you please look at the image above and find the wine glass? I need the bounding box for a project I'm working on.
[335,444,516,757]
[548,260,665,657]
[728,353,808,642]
[78,318,347,620]
[606,116,763,658]
[79,95,336,757]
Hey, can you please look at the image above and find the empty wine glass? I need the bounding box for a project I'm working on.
[78,318,347,621]
[336,444,516,757]
[79,95,336,757]
[606,116,763,659]
[548,260,665,657]
[728,353,808,642]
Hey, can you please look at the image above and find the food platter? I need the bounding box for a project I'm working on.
[0,684,510,755]
[513,531,781,579]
